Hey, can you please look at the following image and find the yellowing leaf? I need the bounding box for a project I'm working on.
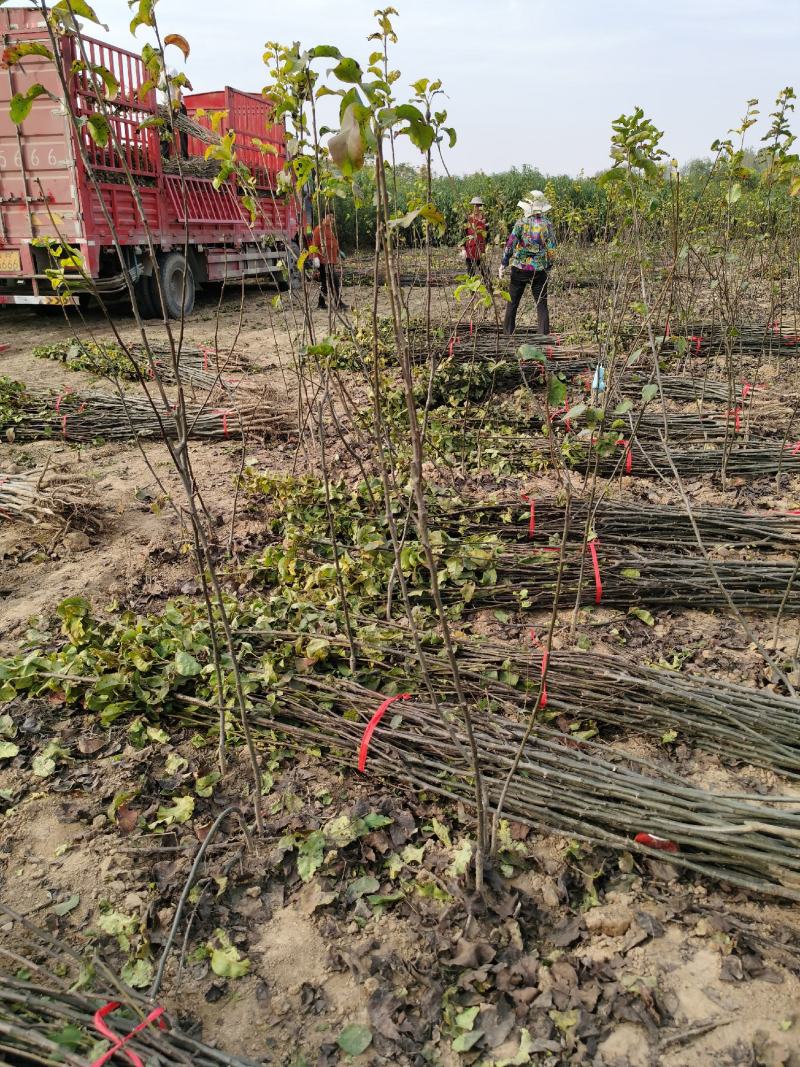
[328,103,365,176]
[208,929,250,978]
[151,795,194,827]
[164,34,190,60]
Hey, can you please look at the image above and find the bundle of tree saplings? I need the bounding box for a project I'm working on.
[0,376,284,444]
[656,321,800,355]
[443,542,800,614]
[5,595,800,896]
[438,497,800,554]
[0,467,105,532]
[618,374,745,404]
[179,675,800,900]
[33,337,244,393]
[0,905,260,1067]
[554,409,790,443]
[568,438,800,479]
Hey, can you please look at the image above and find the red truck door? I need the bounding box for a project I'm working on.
[0,6,84,301]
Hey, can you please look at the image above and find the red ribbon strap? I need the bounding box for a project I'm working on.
[634,832,679,854]
[588,539,603,604]
[616,438,632,473]
[521,493,535,538]
[358,693,410,772]
[91,1002,166,1067]
[728,408,742,433]
[689,334,702,353]
[528,629,548,708]
[212,409,233,438]
[469,319,473,336]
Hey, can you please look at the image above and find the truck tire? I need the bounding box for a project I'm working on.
[152,252,195,319]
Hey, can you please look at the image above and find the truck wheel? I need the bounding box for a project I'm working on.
[152,252,195,319]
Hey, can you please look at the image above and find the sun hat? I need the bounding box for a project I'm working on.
[470,196,484,205]
[519,189,552,215]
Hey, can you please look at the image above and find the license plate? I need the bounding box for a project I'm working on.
[0,250,21,273]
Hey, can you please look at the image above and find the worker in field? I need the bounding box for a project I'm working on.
[312,210,346,310]
[463,196,488,279]
[498,190,556,336]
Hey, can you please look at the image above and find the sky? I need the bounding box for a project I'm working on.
[88,0,800,177]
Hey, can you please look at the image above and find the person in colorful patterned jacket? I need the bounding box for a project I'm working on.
[498,190,556,336]
[463,196,488,278]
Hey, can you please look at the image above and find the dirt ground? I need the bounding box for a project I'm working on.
[3,268,800,1066]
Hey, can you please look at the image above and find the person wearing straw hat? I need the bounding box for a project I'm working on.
[498,190,556,336]
[463,196,489,279]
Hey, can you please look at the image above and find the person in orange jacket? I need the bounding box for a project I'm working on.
[463,196,488,279]
[311,211,346,310]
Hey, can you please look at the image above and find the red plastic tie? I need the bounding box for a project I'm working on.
[616,438,632,473]
[212,409,232,438]
[54,389,73,414]
[521,493,535,538]
[665,320,671,338]
[789,442,800,456]
[741,381,765,399]
[689,335,702,353]
[588,539,603,604]
[469,319,473,336]
[545,345,554,359]
[358,693,411,772]
[91,1001,166,1067]
[528,629,548,708]
[634,832,679,854]
[728,408,742,433]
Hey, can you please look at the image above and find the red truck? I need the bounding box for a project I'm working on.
[0,6,299,316]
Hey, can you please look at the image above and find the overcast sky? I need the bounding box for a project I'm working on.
[90,0,800,176]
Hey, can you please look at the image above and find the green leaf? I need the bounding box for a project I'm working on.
[613,399,633,416]
[495,1028,534,1066]
[86,112,110,147]
[363,813,392,830]
[209,929,250,979]
[49,1024,84,1051]
[145,726,169,744]
[726,182,742,205]
[661,729,678,744]
[0,714,18,739]
[455,1005,480,1031]
[195,771,221,798]
[549,1009,579,1033]
[430,817,451,847]
[175,649,202,676]
[448,838,473,877]
[331,57,362,84]
[629,606,655,626]
[10,84,48,125]
[165,753,188,774]
[152,795,194,826]
[517,344,547,364]
[31,754,56,778]
[452,1029,483,1052]
[297,830,325,882]
[121,957,154,989]
[51,0,108,28]
[547,375,567,408]
[0,741,19,760]
[2,42,54,65]
[347,875,380,900]
[641,383,659,403]
[337,1023,373,1056]
[52,894,79,916]
[621,568,641,579]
